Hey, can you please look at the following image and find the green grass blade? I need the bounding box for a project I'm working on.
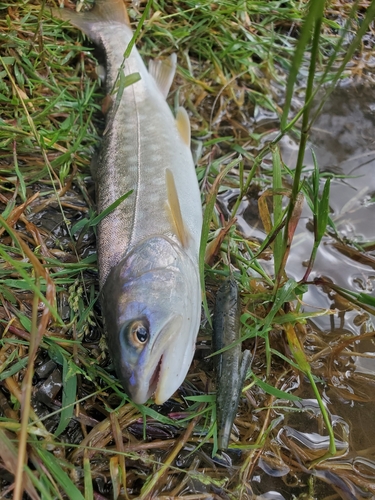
[35,447,85,500]
[250,374,301,402]
[311,0,375,123]
[89,190,133,226]
[307,371,336,464]
[0,356,29,381]
[83,453,94,500]
[54,356,78,437]
[264,279,299,331]
[281,0,325,130]
[0,247,62,324]
[316,177,331,242]
[271,145,284,278]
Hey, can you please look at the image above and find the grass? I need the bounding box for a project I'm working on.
[1,0,375,498]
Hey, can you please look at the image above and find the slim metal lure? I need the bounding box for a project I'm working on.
[213,278,251,449]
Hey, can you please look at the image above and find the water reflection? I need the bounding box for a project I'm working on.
[222,85,375,499]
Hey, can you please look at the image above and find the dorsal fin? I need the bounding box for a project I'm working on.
[52,0,130,40]
[165,168,190,248]
[149,53,177,99]
[175,107,191,146]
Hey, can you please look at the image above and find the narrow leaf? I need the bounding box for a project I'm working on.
[35,447,85,500]
[89,190,133,226]
[281,0,325,129]
[272,145,283,277]
[54,357,77,437]
[252,374,301,402]
[84,452,94,500]
[316,177,331,242]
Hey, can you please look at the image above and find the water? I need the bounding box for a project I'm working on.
[227,84,375,499]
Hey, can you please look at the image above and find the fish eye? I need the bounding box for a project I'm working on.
[129,320,149,346]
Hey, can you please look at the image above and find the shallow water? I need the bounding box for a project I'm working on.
[229,84,375,499]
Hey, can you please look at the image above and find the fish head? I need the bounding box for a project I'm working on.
[101,236,201,405]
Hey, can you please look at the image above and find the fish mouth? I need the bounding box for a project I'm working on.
[148,355,163,400]
[131,314,188,405]
[153,314,195,405]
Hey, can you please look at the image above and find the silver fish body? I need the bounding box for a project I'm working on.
[55,1,202,404]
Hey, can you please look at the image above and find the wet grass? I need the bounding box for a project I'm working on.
[1,0,375,498]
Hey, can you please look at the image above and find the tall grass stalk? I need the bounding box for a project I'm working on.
[281,0,324,275]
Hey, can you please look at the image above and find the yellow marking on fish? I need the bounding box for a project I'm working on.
[175,107,191,147]
[166,168,190,248]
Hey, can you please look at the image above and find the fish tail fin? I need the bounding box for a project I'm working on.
[52,0,130,40]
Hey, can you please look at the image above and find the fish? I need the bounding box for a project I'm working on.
[53,0,202,405]
[213,278,251,449]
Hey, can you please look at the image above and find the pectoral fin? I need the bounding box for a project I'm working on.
[176,107,191,147]
[166,168,190,248]
[149,54,177,99]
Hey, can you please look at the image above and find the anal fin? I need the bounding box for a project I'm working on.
[165,168,190,248]
[149,53,177,99]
